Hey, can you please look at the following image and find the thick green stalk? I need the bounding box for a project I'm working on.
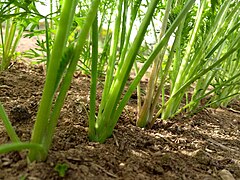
[137,0,173,127]
[28,0,78,162]
[94,0,160,142]
[98,0,123,119]
[42,0,100,152]
[89,15,99,140]
[4,19,10,41]
[113,0,195,130]
[108,0,143,110]
[147,19,186,128]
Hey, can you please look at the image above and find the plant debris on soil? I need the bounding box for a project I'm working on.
[0,62,240,180]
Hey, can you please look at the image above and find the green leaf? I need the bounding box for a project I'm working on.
[54,163,69,177]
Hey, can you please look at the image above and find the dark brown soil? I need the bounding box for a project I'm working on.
[0,62,240,180]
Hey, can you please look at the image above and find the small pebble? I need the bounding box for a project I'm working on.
[219,169,235,180]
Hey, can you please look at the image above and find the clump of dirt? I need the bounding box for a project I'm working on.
[0,62,240,179]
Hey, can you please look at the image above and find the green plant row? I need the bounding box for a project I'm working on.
[0,0,239,164]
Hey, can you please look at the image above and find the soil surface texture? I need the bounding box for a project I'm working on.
[0,63,240,180]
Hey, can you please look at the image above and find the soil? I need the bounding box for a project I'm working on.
[0,62,240,180]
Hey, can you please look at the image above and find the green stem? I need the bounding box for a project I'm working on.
[154,44,240,121]
[28,0,78,162]
[94,0,161,142]
[42,0,100,153]
[44,17,51,69]
[162,0,207,119]
[119,0,128,55]
[89,15,98,140]
[147,20,185,127]
[134,61,142,116]
[0,142,46,158]
[171,70,240,117]
[137,0,173,127]
[116,0,142,72]
[98,0,123,118]
[0,102,20,142]
[113,0,195,131]
[1,20,17,70]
